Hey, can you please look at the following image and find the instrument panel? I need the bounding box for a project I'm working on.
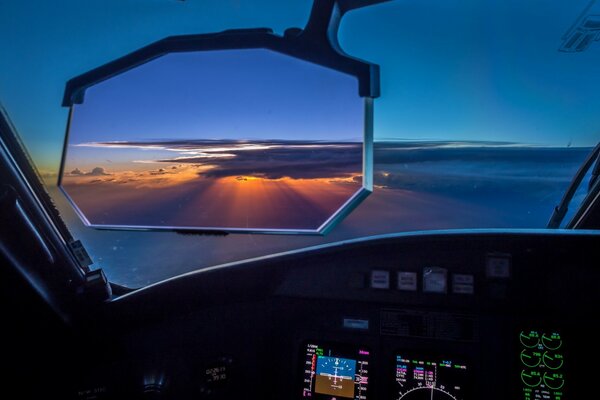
[69,232,597,400]
[296,328,566,400]
[299,341,472,400]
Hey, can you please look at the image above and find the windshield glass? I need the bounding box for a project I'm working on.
[1,0,598,287]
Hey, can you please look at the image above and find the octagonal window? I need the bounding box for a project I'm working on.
[60,48,372,233]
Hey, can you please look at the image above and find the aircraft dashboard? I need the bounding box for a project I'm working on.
[70,231,598,400]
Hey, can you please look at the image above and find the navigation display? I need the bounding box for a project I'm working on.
[394,353,469,399]
[301,342,370,399]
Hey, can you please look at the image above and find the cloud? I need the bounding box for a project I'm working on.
[67,140,593,191]
[69,167,111,176]
[76,139,364,181]
[372,145,592,199]
[373,141,590,165]
[75,139,357,154]
[183,144,362,180]
[63,164,213,189]
[89,167,110,176]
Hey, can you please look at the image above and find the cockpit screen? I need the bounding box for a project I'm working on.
[519,330,565,400]
[395,353,469,399]
[301,342,370,400]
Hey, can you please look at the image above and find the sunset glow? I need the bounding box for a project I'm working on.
[62,139,364,230]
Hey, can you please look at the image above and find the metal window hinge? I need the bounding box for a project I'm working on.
[68,239,93,272]
[79,269,112,303]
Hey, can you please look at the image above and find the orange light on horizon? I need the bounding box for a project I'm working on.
[62,166,364,229]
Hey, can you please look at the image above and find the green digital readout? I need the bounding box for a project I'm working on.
[520,331,540,348]
[519,330,564,400]
[542,352,563,370]
[520,349,541,368]
[521,370,542,387]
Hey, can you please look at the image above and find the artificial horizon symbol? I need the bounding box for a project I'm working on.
[560,0,600,52]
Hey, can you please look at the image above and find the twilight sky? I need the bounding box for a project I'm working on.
[69,49,363,143]
[62,139,363,230]
[1,0,599,174]
[61,48,366,231]
[1,0,599,286]
[339,0,600,147]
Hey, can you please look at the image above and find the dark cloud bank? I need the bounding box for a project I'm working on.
[88,140,591,194]
[69,167,111,176]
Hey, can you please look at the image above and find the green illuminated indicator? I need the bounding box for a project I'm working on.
[542,351,564,370]
[520,349,541,368]
[542,333,562,350]
[521,370,542,388]
[520,331,540,348]
[543,372,565,390]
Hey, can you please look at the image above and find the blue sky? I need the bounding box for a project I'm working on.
[0,0,311,169]
[1,0,599,173]
[70,49,363,144]
[1,1,599,287]
[339,0,600,146]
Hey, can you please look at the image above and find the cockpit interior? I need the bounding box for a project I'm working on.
[1,1,599,399]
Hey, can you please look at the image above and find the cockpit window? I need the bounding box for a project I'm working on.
[60,49,367,233]
[1,0,598,287]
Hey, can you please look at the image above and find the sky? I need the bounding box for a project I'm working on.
[69,49,363,144]
[52,143,591,287]
[62,139,363,230]
[0,0,312,170]
[1,0,598,173]
[1,0,599,286]
[341,0,600,146]
[61,49,365,231]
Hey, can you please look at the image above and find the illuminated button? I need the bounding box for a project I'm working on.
[371,270,390,289]
[486,254,511,278]
[343,318,369,330]
[452,274,474,294]
[397,271,417,291]
[423,267,447,293]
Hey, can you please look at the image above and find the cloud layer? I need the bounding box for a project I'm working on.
[69,167,111,176]
[73,139,363,181]
[61,139,592,232]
